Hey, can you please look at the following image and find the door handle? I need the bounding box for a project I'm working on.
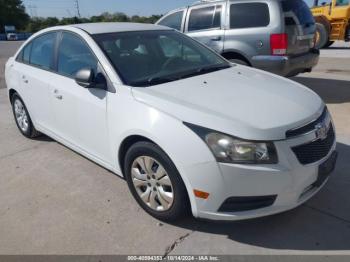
[53,89,63,100]
[211,36,222,41]
[22,75,28,84]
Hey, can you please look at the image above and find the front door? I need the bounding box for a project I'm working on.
[50,31,111,163]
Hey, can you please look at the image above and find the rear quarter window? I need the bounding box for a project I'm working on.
[16,43,32,63]
[230,3,270,29]
[158,11,184,31]
[22,43,32,63]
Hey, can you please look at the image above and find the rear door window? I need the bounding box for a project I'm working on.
[30,33,57,70]
[230,3,270,29]
[158,11,184,31]
[188,5,222,32]
[282,0,315,26]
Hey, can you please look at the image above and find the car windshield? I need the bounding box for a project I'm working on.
[93,30,230,87]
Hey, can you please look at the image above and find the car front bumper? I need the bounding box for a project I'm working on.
[251,49,320,77]
[183,131,337,221]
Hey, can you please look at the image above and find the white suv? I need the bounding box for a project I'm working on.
[5,23,337,221]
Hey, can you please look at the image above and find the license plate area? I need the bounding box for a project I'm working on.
[313,151,338,187]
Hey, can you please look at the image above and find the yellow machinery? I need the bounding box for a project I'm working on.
[311,0,350,48]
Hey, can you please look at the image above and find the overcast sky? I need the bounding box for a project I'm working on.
[22,0,315,18]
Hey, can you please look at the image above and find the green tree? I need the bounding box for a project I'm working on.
[0,0,29,32]
[24,11,163,33]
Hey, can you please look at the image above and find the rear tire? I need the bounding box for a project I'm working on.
[315,23,329,49]
[124,141,190,221]
[11,93,41,138]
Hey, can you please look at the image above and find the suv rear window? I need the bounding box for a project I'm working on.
[230,3,270,29]
[188,5,222,32]
[282,0,314,25]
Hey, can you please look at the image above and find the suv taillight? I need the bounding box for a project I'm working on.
[270,34,288,56]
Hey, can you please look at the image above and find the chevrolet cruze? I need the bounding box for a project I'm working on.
[5,23,337,221]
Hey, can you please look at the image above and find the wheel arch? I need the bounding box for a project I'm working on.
[118,135,154,176]
[117,133,198,216]
[8,88,18,103]
[221,51,252,66]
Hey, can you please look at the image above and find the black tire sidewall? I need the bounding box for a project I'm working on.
[124,141,189,221]
[315,23,328,49]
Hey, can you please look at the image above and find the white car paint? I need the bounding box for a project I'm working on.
[5,23,337,220]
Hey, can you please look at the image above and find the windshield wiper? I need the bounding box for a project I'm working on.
[180,64,231,79]
[130,76,179,87]
[129,64,231,87]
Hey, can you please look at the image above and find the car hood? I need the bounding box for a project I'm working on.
[131,66,324,140]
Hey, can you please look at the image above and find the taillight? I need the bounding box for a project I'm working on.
[270,34,288,56]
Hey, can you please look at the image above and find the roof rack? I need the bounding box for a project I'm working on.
[192,0,225,5]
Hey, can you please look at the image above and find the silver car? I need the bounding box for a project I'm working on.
[157,0,320,77]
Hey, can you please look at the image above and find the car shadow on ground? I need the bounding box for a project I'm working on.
[170,142,350,251]
[292,76,350,104]
[325,47,350,50]
[34,135,54,142]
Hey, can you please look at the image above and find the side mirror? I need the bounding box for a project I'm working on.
[75,68,94,88]
[75,68,107,90]
[93,72,108,90]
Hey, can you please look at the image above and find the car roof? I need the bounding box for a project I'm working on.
[69,22,170,35]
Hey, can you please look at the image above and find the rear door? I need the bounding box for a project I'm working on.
[14,32,57,131]
[282,0,316,55]
[224,2,272,57]
[185,3,225,53]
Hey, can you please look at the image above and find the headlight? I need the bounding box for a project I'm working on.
[184,123,278,164]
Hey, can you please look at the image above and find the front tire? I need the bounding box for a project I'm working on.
[11,93,41,138]
[124,141,190,221]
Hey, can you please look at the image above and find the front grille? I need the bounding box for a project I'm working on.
[292,124,335,165]
[286,107,328,138]
[218,195,277,213]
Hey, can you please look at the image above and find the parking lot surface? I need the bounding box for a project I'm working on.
[0,41,349,255]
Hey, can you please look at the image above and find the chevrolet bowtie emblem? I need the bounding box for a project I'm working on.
[315,122,328,140]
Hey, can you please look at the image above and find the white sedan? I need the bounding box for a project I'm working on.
[5,23,337,221]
